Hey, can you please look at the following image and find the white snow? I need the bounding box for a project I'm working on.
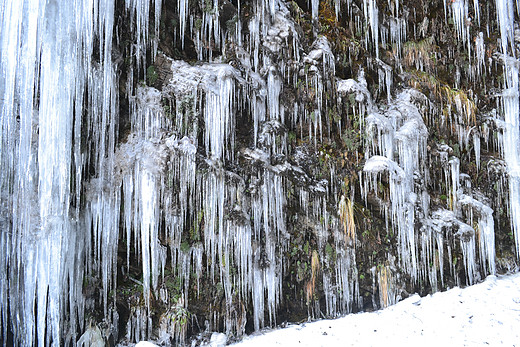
[206,332,228,347]
[136,342,158,347]
[232,272,520,346]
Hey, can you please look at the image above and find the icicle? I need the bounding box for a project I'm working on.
[377,59,393,104]
[419,224,443,292]
[449,157,460,210]
[0,0,122,343]
[165,59,240,161]
[124,0,162,67]
[473,131,481,170]
[460,229,477,285]
[362,90,429,280]
[426,209,479,285]
[267,67,282,123]
[178,0,189,48]
[495,0,520,256]
[311,0,319,20]
[501,63,520,256]
[389,16,406,57]
[495,0,516,55]
[473,0,480,25]
[451,0,471,51]
[459,194,496,275]
[475,32,486,77]
[363,0,380,58]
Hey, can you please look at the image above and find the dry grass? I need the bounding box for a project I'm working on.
[311,250,320,283]
[409,70,477,126]
[306,250,321,304]
[403,37,437,72]
[442,85,477,125]
[378,265,393,308]
[408,70,443,100]
[339,195,356,244]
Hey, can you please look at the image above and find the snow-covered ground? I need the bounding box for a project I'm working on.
[232,273,520,347]
[134,273,520,346]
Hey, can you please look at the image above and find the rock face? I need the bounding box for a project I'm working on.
[0,0,519,345]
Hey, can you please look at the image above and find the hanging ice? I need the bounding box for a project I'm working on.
[363,0,380,58]
[495,0,520,256]
[362,89,429,280]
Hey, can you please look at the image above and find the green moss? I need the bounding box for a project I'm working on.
[194,18,203,31]
[288,131,297,143]
[180,241,191,253]
[325,243,335,262]
[303,241,310,255]
[203,0,214,13]
[226,15,238,34]
[146,65,158,85]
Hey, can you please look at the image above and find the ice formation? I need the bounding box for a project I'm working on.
[0,0,519,345]
[495,0,520,256]
[362,89,429,280]
[363,0,380,58]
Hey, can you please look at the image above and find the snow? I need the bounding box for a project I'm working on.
[232,273,520,346]
[206,332,228,346]
[136,342,158,347]
[363,156,405,179]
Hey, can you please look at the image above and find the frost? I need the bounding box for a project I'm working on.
[337,70,375,117]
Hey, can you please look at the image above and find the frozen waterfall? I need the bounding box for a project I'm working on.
[0,0,519,345]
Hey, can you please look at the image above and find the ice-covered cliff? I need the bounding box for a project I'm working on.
[0,0,519,345]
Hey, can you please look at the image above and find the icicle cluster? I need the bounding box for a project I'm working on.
[495,0,520,256]
[362,88,429,279]
[1,0,520,345]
